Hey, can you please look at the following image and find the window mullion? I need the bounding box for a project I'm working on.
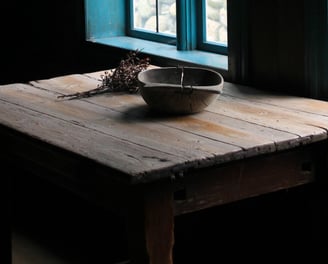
[198,0,206,46]
[198,0,228,55]
[155,0,159,33]
[176,0,197,50]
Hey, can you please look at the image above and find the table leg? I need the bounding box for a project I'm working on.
[126,183,174,264]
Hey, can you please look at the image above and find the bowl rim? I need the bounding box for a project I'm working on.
[138,66,224,94]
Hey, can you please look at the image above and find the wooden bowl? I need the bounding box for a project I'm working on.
[137,67,224,114]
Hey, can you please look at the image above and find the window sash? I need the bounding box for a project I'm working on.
[197,0,228,55]
[127,0,177,45]
[127,0,228,54]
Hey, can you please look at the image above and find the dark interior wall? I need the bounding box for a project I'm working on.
[2,1,80,83]
[1,1,124,84]
[247,0,306,95]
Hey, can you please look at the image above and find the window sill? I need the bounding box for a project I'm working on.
[87,36,228,72]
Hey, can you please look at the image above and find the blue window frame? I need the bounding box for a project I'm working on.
[126,0,228,55]
[127,0,177,45]
[197,0,228,55]
[84,0,230,72]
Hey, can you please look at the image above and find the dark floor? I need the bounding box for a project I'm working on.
[9,168,322,264]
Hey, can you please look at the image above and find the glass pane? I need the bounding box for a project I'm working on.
[133,0,157,32]
[133,0,176,36]
[205,0,227,46]
[158,0,176,35]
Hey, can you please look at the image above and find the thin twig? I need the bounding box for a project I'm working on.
[57,49,150,100]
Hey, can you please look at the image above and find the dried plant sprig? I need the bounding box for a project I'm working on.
[58,49,150,100]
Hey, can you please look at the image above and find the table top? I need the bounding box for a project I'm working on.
[1,68,328,184]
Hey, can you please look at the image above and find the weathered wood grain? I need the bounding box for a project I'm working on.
[223,82,328,117]
[0,84,238,162]
[30,74,100,96]
[0,83,243,180]
[208,94,328,141]
[0,82,290,166]
[0,100,184,183]
[174,145,318,215]
[1,73,328,184]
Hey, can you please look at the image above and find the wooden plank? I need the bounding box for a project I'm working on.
[76,91,298,156]
[223,82,328,117]
[30,74,100,96]
[154,112,298,153]
[2,73,327,182]
[21,75,328,155]
[0,124,135,209]
[0,84,237,159]
[27,81,303,157]
[174,144,318,215]
[207,95,328,142]
[79,90,320,153]
[0,83,243,170]
[75,79,328,149]
[222,83,328,127]
[0,100,185,183]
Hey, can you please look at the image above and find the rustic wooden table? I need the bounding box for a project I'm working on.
[1,68,328,264]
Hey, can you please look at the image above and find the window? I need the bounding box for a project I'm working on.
[85,0,328,98]
[85,0,229,71]
[127,0,228,55]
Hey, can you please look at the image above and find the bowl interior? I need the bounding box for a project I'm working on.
[138,67,222,88]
